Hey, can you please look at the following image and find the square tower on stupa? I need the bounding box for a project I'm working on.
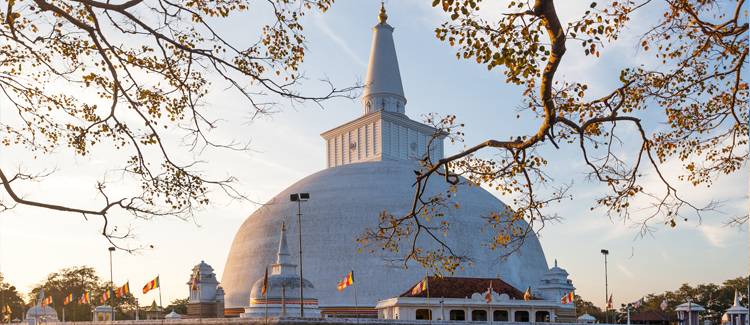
[320,3,444,168]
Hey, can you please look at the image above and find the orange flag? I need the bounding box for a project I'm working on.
[336,271,354,292]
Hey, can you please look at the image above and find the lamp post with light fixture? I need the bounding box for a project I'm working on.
[290,193,310,317]
[108,247,115,321]
[601,249,609,324]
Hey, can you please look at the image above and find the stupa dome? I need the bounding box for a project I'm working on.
[221,160,549,308]
[25,305,58,324]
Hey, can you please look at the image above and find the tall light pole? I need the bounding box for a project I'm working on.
[290,192,310,318]
[601,249,610,324]
[108,247,115,321]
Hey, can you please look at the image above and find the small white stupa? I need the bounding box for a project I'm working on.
[578,314,597,323]
[164,310,182,320]
[722,290,748,325]
[25,306,58,325]
[240,223,320,318]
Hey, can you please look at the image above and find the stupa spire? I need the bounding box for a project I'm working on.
[272,222,296,275]
[733,290,741,307]
[362,2,406,115]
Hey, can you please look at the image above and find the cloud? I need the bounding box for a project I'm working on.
[698,224,730,248]
[617,263,636,279]
[312,14,367,67]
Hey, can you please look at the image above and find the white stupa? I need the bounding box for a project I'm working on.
[25,306,58,325]
[221,4,550,314]
[241,223,320,318]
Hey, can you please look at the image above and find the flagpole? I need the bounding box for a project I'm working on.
[158,275,163,310]
[426,273,431,325]
[352,270,359,324]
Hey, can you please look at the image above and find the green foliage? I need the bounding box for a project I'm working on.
[0,273,25,321]
[575,294,605,321]
[166,298,189,315]
[620,276,748,324]
[28,266,106,321]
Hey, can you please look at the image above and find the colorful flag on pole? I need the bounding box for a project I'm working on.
[336,271,354,292]
[79,292,90,304]
[63,293,74,305]
[561,291,575,304]
[484,281,494,303]
[523,287,533,301]
[606,293,613,309]
[143,276,160,294]
[410,278,428,295]
[100,290,111,304]
[261,267,269,297]
[41,296,53,306]
[190,271,200,290]
[632,297,644,309]
[660,299,668,311]
[115,282,130,298]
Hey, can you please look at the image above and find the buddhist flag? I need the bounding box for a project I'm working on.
[484,281,493,303]
[63,293,74,305]
[411,278,428,295]
[100,290,111,304]
[606,293,613,309]
[261,267,269,297]
[523,287,532,301]
[143,276,160,294]
[561,291,574,304]
[115,282,130,298]
[190,271,200,290]
[79,292,91,304]
[336,271,354,292]
[41,296,53,306]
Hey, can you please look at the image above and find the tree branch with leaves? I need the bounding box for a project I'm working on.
[360,0,747,273]
[0,0,355,250]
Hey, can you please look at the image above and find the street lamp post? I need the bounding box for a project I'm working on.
[290,192,310,318]
[108,247,115,321]
[601,249,610,324]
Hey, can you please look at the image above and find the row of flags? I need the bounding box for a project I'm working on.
[629,296,669,311]
[34,276,160,307]
[604,295,669,311]
[259,269,359,298]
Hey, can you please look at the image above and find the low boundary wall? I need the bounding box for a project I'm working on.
[56,319,595,325]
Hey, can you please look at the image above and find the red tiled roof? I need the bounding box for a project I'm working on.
[631,310,677,322]
[399,276,529,300]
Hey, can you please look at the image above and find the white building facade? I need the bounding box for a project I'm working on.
[377,270,576,323]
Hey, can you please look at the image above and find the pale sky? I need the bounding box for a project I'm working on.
[0,0,747,310]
